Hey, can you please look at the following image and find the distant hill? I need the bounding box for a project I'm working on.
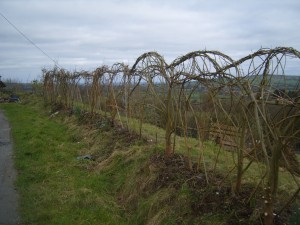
[1,82,33,92]
[248,75,300,90]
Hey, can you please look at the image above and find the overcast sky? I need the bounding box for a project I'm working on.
[1,0,300,82]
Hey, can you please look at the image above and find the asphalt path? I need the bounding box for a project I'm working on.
[0,110,20,225]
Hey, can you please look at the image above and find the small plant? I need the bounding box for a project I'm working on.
[73,105,81,117]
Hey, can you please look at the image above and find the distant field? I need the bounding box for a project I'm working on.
[249,74,300,90]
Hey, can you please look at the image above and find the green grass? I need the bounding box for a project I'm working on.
[1,96,299,225]
[0,101,133,225]
[118,107,299,195]
[72,98,298,195]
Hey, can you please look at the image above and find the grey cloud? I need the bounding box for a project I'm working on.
[1,0,300,81]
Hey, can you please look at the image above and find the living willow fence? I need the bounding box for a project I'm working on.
[42,47,300,225]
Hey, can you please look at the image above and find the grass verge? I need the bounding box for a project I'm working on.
[1,97,299,225]
[1,100,133,225]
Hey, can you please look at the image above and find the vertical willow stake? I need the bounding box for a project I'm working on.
[165,82,174,156]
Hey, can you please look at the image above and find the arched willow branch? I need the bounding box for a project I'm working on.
[42,47,300,225]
